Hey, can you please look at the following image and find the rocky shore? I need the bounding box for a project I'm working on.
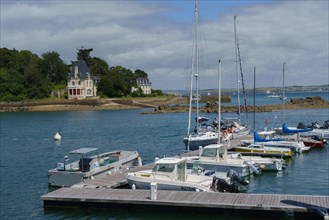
[141,96,329,114]
[0,96,327,113]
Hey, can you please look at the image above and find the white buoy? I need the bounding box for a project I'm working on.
[54,132,61,141]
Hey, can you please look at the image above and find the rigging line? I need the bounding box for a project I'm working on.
[236,31,249,124]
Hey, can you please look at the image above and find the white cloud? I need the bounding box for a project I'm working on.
[1,0,328,90]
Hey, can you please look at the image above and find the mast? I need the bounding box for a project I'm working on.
[187,0,199,151]
[253,67,256,132]
[218,59,221,144]
[281,62,285,124]
[195,0,199,134]
[234,15,241,124]
[218,59,227,161]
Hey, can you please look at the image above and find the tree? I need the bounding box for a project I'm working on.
[40,51,68,84]
[77,47,93,66]
[134,69,148,78]
[89,57,110,76]
[97,74,115,98]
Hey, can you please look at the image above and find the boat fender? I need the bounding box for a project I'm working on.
[205,170,215,176]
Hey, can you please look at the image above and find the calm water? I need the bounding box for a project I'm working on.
[0,92,328,219]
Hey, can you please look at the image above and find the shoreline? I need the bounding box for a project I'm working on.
[0,96,328,113]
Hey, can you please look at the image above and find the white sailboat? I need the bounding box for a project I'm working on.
[187,61,283,175]
[184,0,218,151]
[225,15,250,137]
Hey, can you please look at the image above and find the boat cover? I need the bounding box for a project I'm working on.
[282,123,312,134]
[254,131,285,142]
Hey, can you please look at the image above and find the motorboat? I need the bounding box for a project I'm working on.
[300,136,326,148]
[48,148,141,187]
[241,130,310,153]
[126,157,249,193]
[186,144,262,177]
[233,143,293,158]
[228,153,285,171]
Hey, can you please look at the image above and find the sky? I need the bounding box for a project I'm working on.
[1,0,328,90]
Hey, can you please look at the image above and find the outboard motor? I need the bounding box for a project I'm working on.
[297,122,307,129]
[211,176,239,193]
[227,170,249,186]
[321,120,329,129]
[243,161,261,175]
[308,121,320,128]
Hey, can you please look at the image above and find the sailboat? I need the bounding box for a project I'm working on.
[244,63,310,153]
[183,0,218,151]
[223,16,250,137]
[185,60,262,177]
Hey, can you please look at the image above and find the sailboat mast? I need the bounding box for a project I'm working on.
[218,59,222,144]
[281,62,286,124]
[253,67,256,132]
[195,0,200,134]
[187,0,199,137]
[234,15,241,124]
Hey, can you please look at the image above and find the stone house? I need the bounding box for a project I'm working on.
[131,77,152,95]
[67,60,97,99]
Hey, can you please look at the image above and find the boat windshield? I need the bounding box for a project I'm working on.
[152,163,175,173]
[201,148,217,157]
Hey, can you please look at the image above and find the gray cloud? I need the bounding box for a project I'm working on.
[1,0,328,90]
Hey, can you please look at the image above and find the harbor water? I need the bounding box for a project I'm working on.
[0,91,328,219]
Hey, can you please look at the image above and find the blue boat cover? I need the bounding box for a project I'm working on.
[254,131,285,142]
[282,123,313,134]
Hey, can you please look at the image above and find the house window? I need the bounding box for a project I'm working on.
[77,89,80,95]
[72,81,75,86]
[87,89,92,96]
[73,89,76,95]
[78,81,81,85]
[69,89,72,95]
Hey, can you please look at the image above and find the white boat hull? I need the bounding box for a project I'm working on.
[48,150,141,187]
[126,174,213,192]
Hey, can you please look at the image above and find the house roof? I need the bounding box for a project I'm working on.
[68,60,90,79]
[136,77,151,86]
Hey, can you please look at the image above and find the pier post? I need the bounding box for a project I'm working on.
[150,182,157,200]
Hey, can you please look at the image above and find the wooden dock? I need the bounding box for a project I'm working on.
[42,161,329,219]
[41,140,329,219]
[42,187,329,219]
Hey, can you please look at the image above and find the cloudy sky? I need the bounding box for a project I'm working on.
[1,0,328,90]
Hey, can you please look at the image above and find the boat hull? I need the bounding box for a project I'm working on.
[233,147,292,158]
[184,135,218,151]
[48,150,141,187]
[186,159,253,177]
[126,174,213,192]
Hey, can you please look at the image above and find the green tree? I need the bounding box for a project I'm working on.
[77,47,93,66]
[134,69,148,78]
[89,57,110,76]
[97,75,115,98]
[40,51,68,84]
